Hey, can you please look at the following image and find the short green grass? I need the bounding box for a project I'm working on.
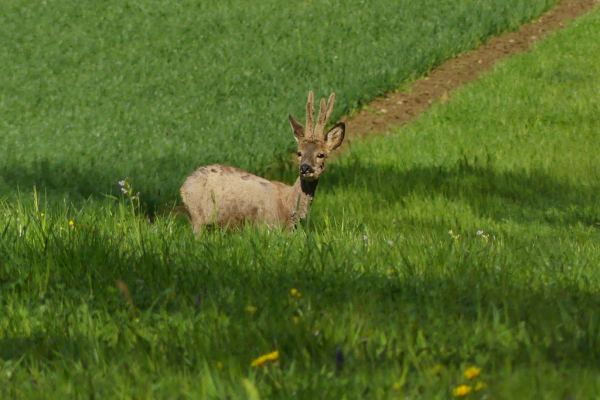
[2,2,600,400]
[0,0,559,208]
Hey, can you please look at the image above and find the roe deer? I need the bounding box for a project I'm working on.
[180,91,345,233]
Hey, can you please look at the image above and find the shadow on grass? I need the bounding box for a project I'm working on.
[325,155,600,227]
[0,155,191,216]
[0,152,296,216]
[2,152,599,228]
[1,258,600,372]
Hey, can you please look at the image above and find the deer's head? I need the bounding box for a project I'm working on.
[289,92,345,181]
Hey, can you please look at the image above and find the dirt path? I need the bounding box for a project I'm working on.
[342,0,598,140]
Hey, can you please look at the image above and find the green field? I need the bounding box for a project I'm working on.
[0,0,559,207]
[2,0,600,399]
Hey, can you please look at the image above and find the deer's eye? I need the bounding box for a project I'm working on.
[317,153,325,158]
[297,152,302,157]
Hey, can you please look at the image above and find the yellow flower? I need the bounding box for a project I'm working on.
[251,350,279,367]
[40,213,45,217]
[474,382,486,391]
[290,288,298,296]
[464,366,481,379]
[216,361,223,370]
[245,305,257,313]
[68,220,74,226]
[292,316,300,324]
[453,385,472,397]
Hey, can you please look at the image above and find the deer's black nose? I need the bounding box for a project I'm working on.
[300,164,314,174]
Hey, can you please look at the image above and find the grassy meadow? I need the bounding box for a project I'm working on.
[2,0,600,399]
[0,0,560,207]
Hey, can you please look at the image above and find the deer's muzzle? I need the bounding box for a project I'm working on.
[300,164,314,174]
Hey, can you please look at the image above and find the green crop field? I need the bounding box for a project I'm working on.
[2,0,600,399]
[0,0,560,208]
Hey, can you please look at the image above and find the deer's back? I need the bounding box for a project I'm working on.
[180,164,293,229]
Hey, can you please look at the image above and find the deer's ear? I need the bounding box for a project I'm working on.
[325,122,345,151]
[289,115,305,142]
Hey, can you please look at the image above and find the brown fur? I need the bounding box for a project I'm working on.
[181,92,345,234]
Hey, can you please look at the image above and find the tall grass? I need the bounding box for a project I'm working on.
[1,5,600,398]
[0,0,559,207]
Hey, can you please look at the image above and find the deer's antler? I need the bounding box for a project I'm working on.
[305,91,315,138]
[314,93,335,137]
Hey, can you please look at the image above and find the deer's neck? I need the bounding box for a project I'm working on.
[288,177,319,226]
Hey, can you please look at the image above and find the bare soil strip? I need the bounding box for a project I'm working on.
[342,0,598,140]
